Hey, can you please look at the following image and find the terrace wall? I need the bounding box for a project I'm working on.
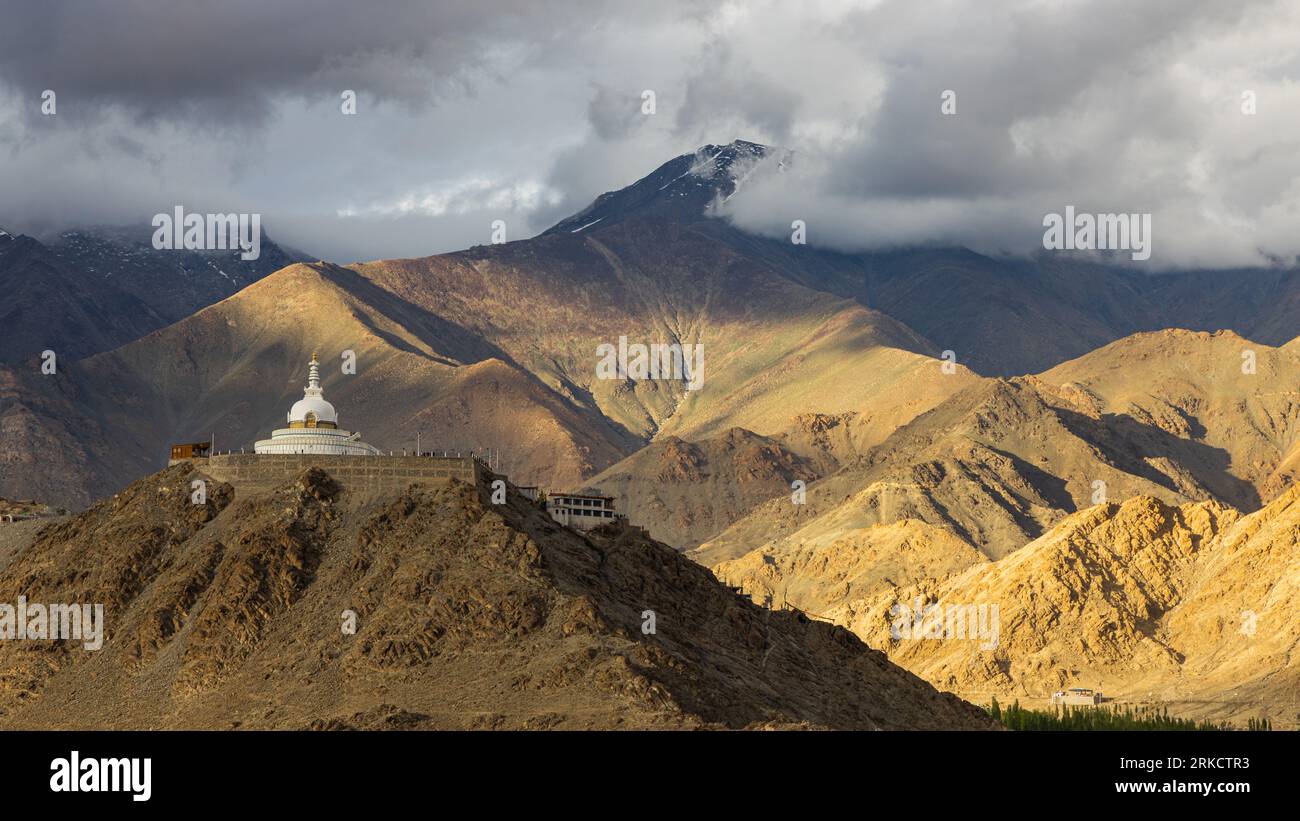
[184,453,490,494]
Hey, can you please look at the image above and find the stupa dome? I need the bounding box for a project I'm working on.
[288,395,337,425]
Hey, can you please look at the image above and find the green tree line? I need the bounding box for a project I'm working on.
[986,697,1271,731]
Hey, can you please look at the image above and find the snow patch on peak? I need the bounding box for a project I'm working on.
[688,146,727,179]
[687,140,771,182]
[542,140,784,235]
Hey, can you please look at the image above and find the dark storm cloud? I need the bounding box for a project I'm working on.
[705,0,1300,268]
[0,0,606,123]
[1,0,1298,268]
[822,0,1238,200]
[587,84,649,141]
[672,40,800,144]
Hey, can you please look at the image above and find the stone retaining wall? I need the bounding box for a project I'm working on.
[184,453,489,494]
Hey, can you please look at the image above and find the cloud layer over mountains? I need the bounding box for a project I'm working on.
[2,0,1298,267]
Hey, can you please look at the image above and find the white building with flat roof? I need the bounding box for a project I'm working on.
[546,492,624,530]
[1051,687,1103,706]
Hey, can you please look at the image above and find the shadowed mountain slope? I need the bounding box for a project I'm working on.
[1039,328,1300,501]
[0,226,306,365]
[0,464,994,730]
[581,427,821,551]
[0,262,637,507]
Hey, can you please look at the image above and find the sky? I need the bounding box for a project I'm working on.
[1,0,1299,268]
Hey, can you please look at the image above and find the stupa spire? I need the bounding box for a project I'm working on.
[307,351,321,392]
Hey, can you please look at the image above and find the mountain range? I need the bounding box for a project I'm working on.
[6,141,1300,511]
[0,225,306,365]
[2,139,1298,726]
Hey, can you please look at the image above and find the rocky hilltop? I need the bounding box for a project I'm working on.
[0,465,992,730]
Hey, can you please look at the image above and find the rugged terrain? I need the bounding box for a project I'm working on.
[715,490,1300,728]
[700,330,1300,567]
[1038,328,1300,500]
[0,226,305,365]
[845,491,1299,728]
[4,142,1300,729]
[10,142,1300,514]
[2,147,966,509]
[703,331,1300,726]
[581,427,821,551]
[0,464,993,730]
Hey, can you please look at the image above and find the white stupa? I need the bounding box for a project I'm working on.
[254,352,381,455]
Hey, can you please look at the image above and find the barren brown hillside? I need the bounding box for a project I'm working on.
[697,332,1300,726]
[718,489,1299,728]
[699,330,1300,612]
[2,219,969,510]
[848,490,1299,728]
[1040,329,1300,502]
[694,373,1234,573]
[0,262,640,507]
[583,427,821,550]
[0,463,993,730]
[353,218,978,464]
[852,497,1239,695]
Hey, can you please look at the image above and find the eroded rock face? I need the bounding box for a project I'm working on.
[853,497,1238,689]
[720,486,1299,728]
[0,463,993,730]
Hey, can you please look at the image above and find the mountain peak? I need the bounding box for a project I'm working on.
[544,139,781,236]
